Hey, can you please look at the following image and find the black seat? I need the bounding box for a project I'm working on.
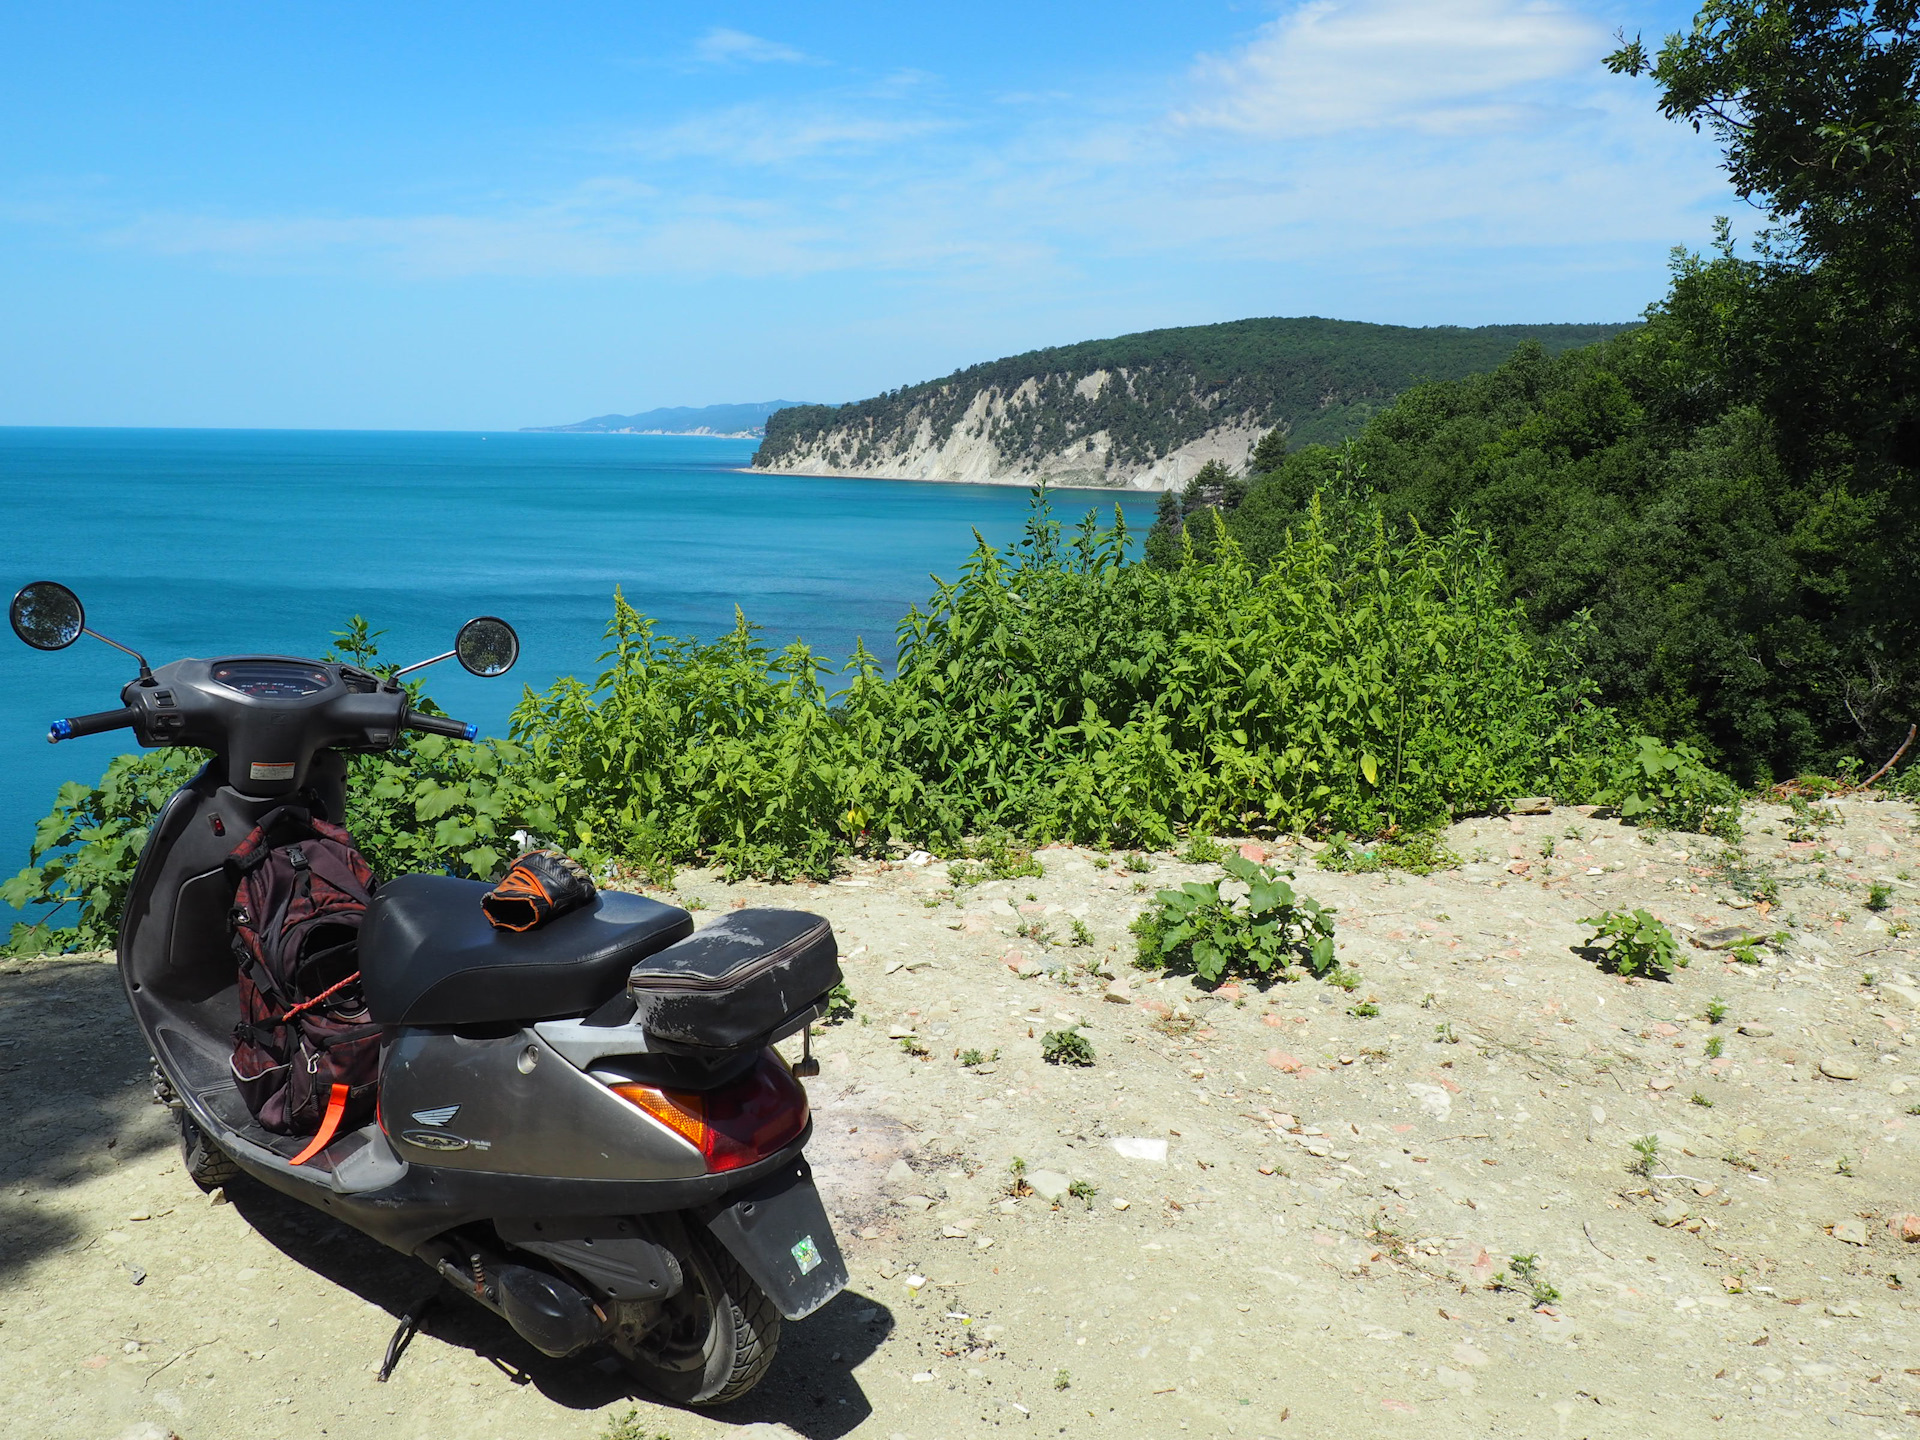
[360,874,693,1026]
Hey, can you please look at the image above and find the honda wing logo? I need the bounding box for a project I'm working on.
[411,1104,460,1128]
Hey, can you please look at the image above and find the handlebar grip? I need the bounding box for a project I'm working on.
[49,707,140,744]
[403,710,479,742]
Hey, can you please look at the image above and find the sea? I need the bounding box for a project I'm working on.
[0,427,1156,888]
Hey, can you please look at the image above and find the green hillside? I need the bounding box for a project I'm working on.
[755,317,1635,473]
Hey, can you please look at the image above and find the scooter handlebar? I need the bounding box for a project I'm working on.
[403,709,479,742]
[48,707,139,744]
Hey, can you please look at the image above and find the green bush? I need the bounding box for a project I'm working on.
[1598,736,1743,839]
[5,491,1710,957]
[1040,1026,1095,1066]
[0,747,209,956]
[1131,853,1337,983]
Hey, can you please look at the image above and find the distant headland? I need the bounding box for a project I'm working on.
[523,401,818,439]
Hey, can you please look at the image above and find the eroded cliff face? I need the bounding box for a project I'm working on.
[754,370,1268,490]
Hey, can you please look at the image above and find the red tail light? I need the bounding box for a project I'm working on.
[608,1049,809,1173]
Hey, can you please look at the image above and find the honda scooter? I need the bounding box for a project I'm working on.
[8,581,848,1405]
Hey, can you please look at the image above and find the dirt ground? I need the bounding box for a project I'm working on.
[5,795,1919,1440]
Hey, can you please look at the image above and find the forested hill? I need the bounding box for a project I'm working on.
[752,317,1632,489]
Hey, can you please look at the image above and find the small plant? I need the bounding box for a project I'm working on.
[1317,829,1460,876]
[1540,837,1556,860]
[1730,940,1763,965]
[949,834,1046,887]
[1907,1103,1920,1117]
[1705,997,1728,1024]
[685,895,708,911]
[1867,882,1892,912]
[1628,1134,1659,1178]
[1067,1179,1099,1208]
[597,1411,671,1440]
[1690,1091,1713,1107]
[1578,908,1682,977]
[1041,1026,1095,1067]
[958,1047,999,1067]
[1016,919,1056,945]
[1180,834,1226,864]
[1564,825,1585,841]
[1704,1034,1724,1059]
[1131,853,1337,982]
[1835,1155,1854,1177]
[823,981,857,1024]
[1054,1369,1071,1391]
[1006,1157,1033,1197]
[1507,1253,1560,1308]
[1069,918,1094,947]
[1434,1021,1459,1044]
[1328,967,1361,991]
[1124,851,1154,873]
[899,1035,930,1058]
[1349,1000,1380,1017]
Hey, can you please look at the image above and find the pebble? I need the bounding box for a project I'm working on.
[897,1195,935,1212]
[1653,1201,1691,1228]
[1818,1057,1861,1080]
[940,1225,968,1239]
[1889,1214,1920,1243]
[1111,1198,1130,1211]
[1879,982,1920,1010]
[1831,1220,1868,1246]
[1824,1302,1864,1318]
[1648,1077,1675,1091]
[1027,1169,1072,1203]
[1738,1023,1773,1037]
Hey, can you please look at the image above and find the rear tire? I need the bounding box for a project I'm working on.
[616,1226,781,1406]
[177,1111,240,1192]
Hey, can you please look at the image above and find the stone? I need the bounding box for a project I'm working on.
[1111,1136,1168,1162]
[1694,925,1765,950]
[1653,1201,1691,1227]
[897,1195,935,1212]
[1831,1219,1868,1246]
[1819,1056,1862,1080]
[1889,1214,1920,1243]
[1648,1077,1675,1091]
[1027,1170,1072,1203]
[1824,1302,1864,1318]
[1878,982,1920,1011]
[1505,796,1554,814]
[1111,1197,1130,1211]
[1738,1023,1773,1037]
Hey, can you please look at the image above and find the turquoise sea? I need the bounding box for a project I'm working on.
[0,428,1156,883]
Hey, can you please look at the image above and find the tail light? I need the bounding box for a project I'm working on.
[608,1049,809,1173]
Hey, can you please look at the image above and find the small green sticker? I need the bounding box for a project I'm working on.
[791,1235,822,1274]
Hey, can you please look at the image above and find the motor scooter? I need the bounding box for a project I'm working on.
[8,581,848,1405]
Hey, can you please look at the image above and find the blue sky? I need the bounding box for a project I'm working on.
[0,1,1732,429]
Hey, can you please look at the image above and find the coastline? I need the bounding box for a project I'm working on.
[731,465,1169,494]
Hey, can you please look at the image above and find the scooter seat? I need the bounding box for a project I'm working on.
[359,874,694,1026]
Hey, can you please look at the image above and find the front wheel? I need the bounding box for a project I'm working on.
[177,1111,240,1192]
[615,1226,781,1406]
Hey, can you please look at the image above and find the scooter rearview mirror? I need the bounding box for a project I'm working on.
[455,616,519,678]
[10,581,86,651]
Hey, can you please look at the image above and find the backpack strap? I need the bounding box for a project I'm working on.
[291,1083,350,1165]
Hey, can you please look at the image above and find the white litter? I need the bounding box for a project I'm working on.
[1111,1137,1168,1162]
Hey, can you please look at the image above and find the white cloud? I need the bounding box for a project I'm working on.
[636,102,951,165]
[691,27,812,67]
[1179,0,1607,137]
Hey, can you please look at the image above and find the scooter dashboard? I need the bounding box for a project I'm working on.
[210,659,336,699]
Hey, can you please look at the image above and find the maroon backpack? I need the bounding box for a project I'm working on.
[225,807,381,1151]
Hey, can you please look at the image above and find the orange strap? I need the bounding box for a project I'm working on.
[291,1083,350,1165]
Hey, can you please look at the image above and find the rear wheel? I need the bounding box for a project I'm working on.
[177,1111,240,1192]
[615,1226,781,1406]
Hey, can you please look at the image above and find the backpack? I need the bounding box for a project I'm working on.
[225,806,382,1149]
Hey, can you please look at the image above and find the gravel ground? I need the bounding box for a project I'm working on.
[4,796,1919,1440]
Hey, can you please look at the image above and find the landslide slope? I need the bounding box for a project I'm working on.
[754,317,1631,489]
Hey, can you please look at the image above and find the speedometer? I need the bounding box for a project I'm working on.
[210,660,334,698]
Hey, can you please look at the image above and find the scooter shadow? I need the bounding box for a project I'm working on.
[226,1178,888,1435]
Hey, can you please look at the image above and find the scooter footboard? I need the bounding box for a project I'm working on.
[702,1156,847,1320]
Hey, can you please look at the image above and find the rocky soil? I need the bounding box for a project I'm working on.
[5,795,1920,1440]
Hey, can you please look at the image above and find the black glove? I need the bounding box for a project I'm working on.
[482,850,597,931]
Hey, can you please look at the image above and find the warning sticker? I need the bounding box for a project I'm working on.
[249,762,296,781]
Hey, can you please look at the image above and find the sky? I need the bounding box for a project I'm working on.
[0,0,1737,430]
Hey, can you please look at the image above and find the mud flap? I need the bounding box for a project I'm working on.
[704,1156,848,1321]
